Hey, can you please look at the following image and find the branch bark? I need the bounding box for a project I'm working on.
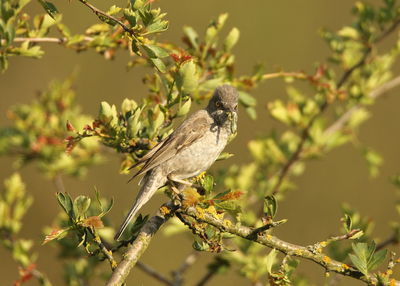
[106,201,179,286]
[181,207,400,286]
[77,0,135,37]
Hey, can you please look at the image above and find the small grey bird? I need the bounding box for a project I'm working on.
[114,85,239,240]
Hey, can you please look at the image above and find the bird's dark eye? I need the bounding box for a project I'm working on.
[215,101,222,108]
[234,104,238,110]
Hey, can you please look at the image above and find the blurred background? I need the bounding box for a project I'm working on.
[1,0,399,285]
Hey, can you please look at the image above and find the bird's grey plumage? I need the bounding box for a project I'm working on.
[114,85,239,241]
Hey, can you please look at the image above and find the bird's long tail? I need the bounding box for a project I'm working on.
[114,170,165,241]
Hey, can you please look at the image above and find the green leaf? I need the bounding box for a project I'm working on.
[349,242,385,275]
[368,249,387,271]
[37,0,59,19]
[123,9,137,27]
[130,0,144,10]
[215,200,238,211]
[338,26,359,40]
[176,98,192,117]
[100,197,114,217]
[268,100,289,124]
[245,107,257,120]
[183,26,199,50]
[121,98,137,115]
[224,27,240,52]
[145,20,168,34]
[143,44,169,58]
[216,152,234,161]
[98,101,118,125]
[131,39,142,56]
[127,107,143,137]
[73,196,91,218]
[266,249,277,274]
[202,175,214,195]
[343,214,352,232]
[239,91,256,107]
[348,108,370,128]
[362,147,383,178]
[192,240,209,251]
[107,5,121,15]
[150,58,167,73]
[349,253,368,275]
[264,195,278,218]
[177,60,198,94]
[56,192,74,219]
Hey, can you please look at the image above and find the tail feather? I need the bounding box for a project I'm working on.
[114,170,165,241]
[114,200,144,241]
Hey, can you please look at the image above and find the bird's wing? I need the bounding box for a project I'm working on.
[128,112,210,181]
[127,137,167,171]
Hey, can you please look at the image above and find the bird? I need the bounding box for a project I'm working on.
[114,84,239,241]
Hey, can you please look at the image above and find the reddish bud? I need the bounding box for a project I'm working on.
[170,53,180,62]
[14,264,36,286]
[37,135,47,145]
[47,137,62,145]
[83,124,93,131]
[181,54,192,62]
[92,120,101,128]
[66,121,76,132]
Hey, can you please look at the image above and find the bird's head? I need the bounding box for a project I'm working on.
[206,85,239,130]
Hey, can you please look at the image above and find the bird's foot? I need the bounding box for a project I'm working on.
[168,176,193,187]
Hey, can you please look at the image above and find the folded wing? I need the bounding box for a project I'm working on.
[128,112,209,182]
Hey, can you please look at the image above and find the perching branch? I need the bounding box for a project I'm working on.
[181,207,400,285]
[106,201,179,286]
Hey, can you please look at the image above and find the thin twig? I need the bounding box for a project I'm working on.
[195,269,215,286]
[262,71,307,81]
[324,74,400,136]
[77,0,134,36]
[106,201,179,286]
[136,261,173,286]
[182,207,400,286]
[90,228,118,270]
[271,20,400,195]
[376,234,399,251]
[14,36,92,43]
[374,18,400,43]
[172,251,200,286]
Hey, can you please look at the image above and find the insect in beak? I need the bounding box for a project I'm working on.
[227,111,237,133]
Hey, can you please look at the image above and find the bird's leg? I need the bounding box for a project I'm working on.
[169,174,207,195]
[168,176,194,187]
[167,177,184,205]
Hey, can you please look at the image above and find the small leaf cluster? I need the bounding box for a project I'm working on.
[176,174,245,252]
[0,77,102,177]
[349,242,387,276]
[0,173,51,285]
[44,192,113,247]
